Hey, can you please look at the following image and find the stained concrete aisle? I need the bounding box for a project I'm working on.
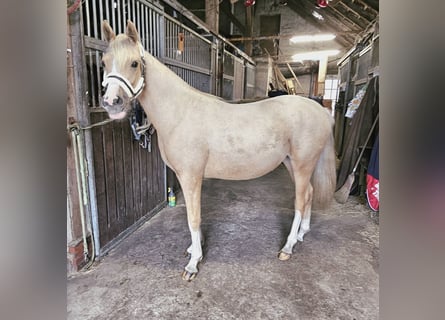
[68,164,379,320]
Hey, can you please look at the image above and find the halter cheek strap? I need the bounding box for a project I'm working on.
[102,44,146,100]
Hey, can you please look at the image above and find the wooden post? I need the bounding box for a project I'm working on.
[316,56,328,96]
[67,6,101,264]
[67,10,88,271]
[67,14,83,248]
[245,6,253,56]
[205,0,219,34]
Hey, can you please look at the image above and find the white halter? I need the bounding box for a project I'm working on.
[102,44,146,100]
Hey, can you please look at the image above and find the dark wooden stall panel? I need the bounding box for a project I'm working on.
[90,112,165,249]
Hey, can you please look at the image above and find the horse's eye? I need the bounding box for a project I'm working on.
[101,61,105,68]
[131,61,138,68]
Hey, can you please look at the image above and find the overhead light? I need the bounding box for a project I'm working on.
[291,49,340,61]
[290,34,336,43]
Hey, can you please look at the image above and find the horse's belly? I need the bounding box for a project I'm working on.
[204,147,287,180]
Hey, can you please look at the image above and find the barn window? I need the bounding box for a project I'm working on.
[323,75,339,102]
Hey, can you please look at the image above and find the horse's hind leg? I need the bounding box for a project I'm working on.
[283,157,295,183]
[297,183,313,242]
[177,174,204,281]
[278,162,313,261]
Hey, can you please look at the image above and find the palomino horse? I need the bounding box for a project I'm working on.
[100,21,336,281]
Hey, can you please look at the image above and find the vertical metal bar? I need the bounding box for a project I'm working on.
[136,1,140,40]
[171,20,174,59]
[139,3,144,47]
[123,0,127,32]
[152,10,156,56]
[165,19,168,58]
[91,0,98,38]
[140,4,144,49]
[121,0,125,23]
[156,11,160,56]
[138,2,142,46]
[123,0,127,22]
[154,10,158,56]
[94,50,102,107]
[110,0,116,33]
[190,34,193,66]
[172,22,175,59]
[145,6,149,50]
[85,126,101,256]
[188,33,191,65]
[111,0,116,31]
[175,24,179,59]
[170,20,174,59]
[146,9,156,56]
[85,0,91,36]
[86,51,96,108]
[188,34,191,66]
[159,13,165,59]
[142,3,146,49]
[105,0,110,24]
[196,37,200,67]
[164,18,167,58]
[98,0,104,39]
[117,0,122,34]
[152,11,156,56]
[190,32,192,65]
[172,20,175,59]
[131,0,136,26]
[194,35,197,67]
[70,129,89,259]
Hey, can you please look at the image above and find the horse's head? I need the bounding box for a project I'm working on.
[100,20,145,120]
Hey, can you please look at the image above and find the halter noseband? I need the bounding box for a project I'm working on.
[102,43,146,100]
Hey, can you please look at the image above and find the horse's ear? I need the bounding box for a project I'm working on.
[126,20,140,43]
[102,20,115,42]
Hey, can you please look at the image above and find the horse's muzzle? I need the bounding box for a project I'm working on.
[100,95,127,119]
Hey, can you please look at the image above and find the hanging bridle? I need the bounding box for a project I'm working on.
[101,43,146,101]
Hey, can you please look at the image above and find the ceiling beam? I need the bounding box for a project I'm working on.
[336,1,371,24]
[228,31,359,42]
[351,0,379,15]
[326,4,368,30]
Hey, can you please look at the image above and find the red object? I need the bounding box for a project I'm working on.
[244,0,255,7]
[366,174,379,211]
[317,0,328,8]
[366,135,379,211]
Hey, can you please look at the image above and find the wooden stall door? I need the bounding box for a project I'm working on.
[90,112,165,251]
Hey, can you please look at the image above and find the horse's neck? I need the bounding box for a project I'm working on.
[139,53,202,132]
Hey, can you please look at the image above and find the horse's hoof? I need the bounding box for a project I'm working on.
[278,251,291,261]
[182,270,197,281]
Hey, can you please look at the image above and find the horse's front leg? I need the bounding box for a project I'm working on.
[177,174,204,281]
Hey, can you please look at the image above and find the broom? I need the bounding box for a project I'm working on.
[335,113,379,204]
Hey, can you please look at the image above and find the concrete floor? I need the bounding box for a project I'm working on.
[68,164,379,319]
